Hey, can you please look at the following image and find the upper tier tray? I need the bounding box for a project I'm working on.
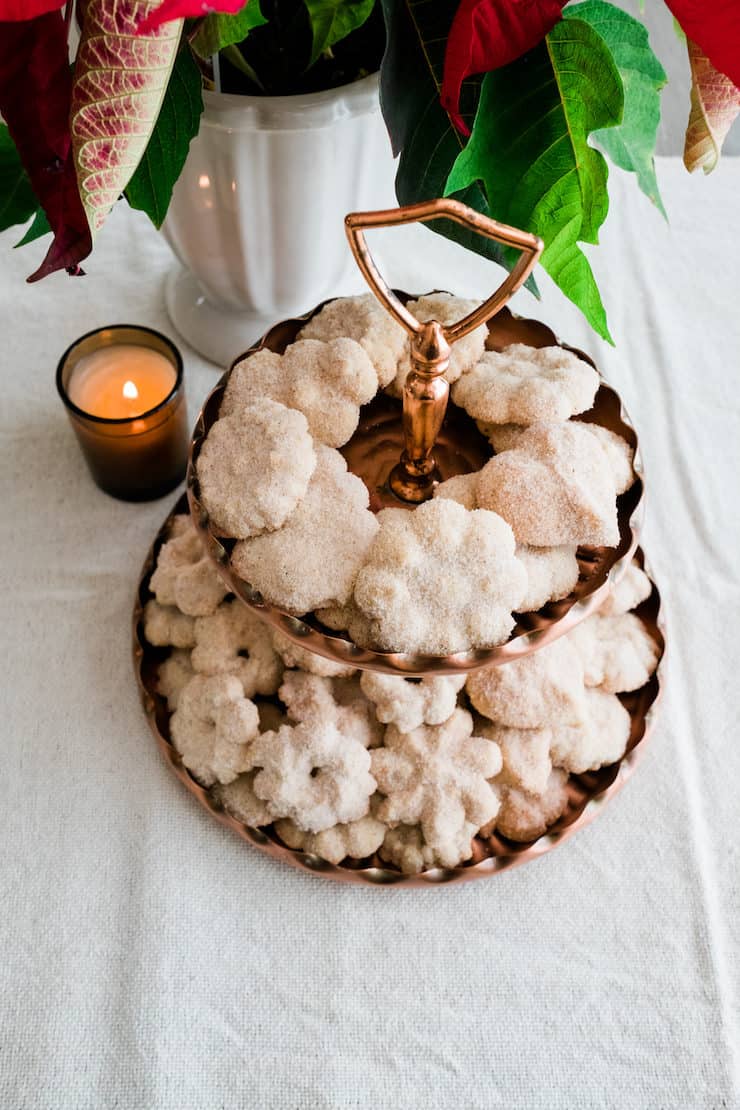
[188,300,644,677]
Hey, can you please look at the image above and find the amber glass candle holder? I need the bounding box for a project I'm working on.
[57,325,189,502]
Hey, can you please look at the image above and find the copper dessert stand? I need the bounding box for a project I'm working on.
[133,495,665,887]
[188,199,645,675]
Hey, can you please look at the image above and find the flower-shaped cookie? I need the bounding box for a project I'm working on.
[196,399,317,539]
[432,471,479,510]
[246,721,376,832]
[476,719,553,797]
[599,560,652,616]
[213,770,273,827]
[391,293,488,394]
[466,635,587,728]
[479,420,635,496]
[371,709,502,858]
[232,445,379,615]
[475,422,619,547]
[170,674,259,787]
[359,672,465,733]
[379,821,479,874]
[490,769,570,843]
[274,813,386,864]
[271,627,356,678]
[549,689,631,773]
[221,337,376,447]
[352,498,527,654]
[569,612,659,693]
[156,649,194,710]
[452,343,598,425]
[515,544,580,612]
[150,514,229,616]
[299,293,407,389]
[279,671,383,749]
[192,601,283,698]
[143,599,195,649]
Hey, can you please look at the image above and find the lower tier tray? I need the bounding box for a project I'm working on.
[133,496,665,887]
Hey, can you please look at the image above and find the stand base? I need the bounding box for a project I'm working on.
[165,268,283,369]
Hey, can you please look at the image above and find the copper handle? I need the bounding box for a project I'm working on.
[345,198,543,502]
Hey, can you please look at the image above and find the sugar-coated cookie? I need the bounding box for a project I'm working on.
[476,422,619,547]
[352,498,527,654]
[197,399,316,539]
[299,293,407,388]
[222,337,376,447]
[232,445,379,614]
[150,514,228,616]
[171,673,259,787]
[247,721,376,833]
[452,343,598,425]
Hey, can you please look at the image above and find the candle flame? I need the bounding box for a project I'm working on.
[122,380,139,400]
[198,174,210,188]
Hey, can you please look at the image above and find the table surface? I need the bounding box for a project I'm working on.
[2,158,739,1110]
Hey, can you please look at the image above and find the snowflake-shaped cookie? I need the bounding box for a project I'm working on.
[170,674,259,787]
[475,421,619,546]
[196,399,317,539]
[279,671,383,749]
[452,343,598,425]
[150,514,229,616]
[221,337,377,447]
[246,720,376,833]
[299,293,407,388]
[370,709,502,858]
[232,445,379,614]
[359,672,465,733]
[352,498,527,653]
[191,601,283,698]
[213,770,273,827]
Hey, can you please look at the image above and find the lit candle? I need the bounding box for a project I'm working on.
[57,325,190,502]
[67,345,177,420]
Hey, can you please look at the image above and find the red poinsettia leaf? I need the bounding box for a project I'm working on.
[0,11,91,280]
[137,0,246,34]
[664,0,740,87]
[441,0,566,133]
[0,0,64,19]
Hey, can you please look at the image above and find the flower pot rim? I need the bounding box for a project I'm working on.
[203,70,380,113]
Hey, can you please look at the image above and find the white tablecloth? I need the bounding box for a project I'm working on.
[1,158,739,1110]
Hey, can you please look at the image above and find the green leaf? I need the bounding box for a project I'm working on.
[305,0,376,68]
[125,49,204,229]
[191,0,267,59]
[446,19,624,342]
[15,208,51,247]
[379,0,538,294]
[0,123,38,231]
[566,1,667,217]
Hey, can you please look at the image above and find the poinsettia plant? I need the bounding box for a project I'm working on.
[1,0,739,341]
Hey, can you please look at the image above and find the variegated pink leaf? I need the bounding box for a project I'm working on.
[70,0,182,237]
[684,39,740,174]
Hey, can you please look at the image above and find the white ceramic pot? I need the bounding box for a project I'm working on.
[162,73,396,367]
